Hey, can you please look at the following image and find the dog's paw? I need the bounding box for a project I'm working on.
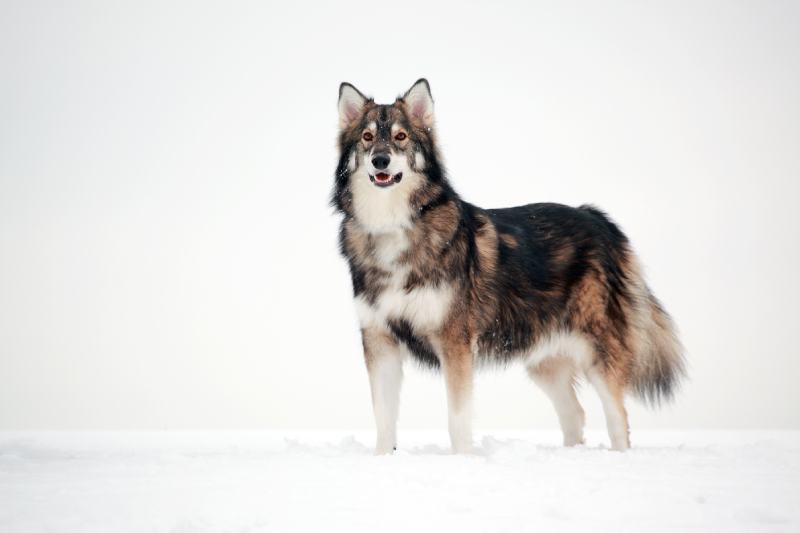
[451,441,474,455]
[563,434,585,447]
[373,442,396,455]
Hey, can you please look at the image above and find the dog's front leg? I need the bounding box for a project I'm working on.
[361,328,403,455]
[438,335,474,454]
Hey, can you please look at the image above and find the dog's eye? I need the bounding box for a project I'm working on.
[395,132,407,141]
[362,132,374,142]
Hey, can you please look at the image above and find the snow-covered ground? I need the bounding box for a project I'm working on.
[1,430,798,533]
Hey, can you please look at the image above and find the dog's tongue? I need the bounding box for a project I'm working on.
[375,173,392,183]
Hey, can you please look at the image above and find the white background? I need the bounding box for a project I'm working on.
[1,0,798,432]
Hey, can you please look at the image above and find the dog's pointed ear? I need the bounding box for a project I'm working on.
[403,78,434,127]
[338,82,367,129]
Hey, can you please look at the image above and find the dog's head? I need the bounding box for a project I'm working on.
[333,79,448,232]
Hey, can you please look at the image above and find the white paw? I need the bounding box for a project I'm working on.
[374,438,396,455]
[451,439,474,455]
[609,436,630,452]
[563,433,585,447]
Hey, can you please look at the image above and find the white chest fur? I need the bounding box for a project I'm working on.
[354,265,454,334]
[350,221,454,333]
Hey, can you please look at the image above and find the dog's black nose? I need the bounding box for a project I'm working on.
[371,153,390,170]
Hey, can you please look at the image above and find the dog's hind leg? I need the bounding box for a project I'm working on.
[586,364,630,451]
[528,356,586,446]
[362,328,404,455]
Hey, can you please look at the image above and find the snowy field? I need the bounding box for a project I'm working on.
[1,431,798,532]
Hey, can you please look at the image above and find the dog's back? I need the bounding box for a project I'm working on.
[477,203,684,403]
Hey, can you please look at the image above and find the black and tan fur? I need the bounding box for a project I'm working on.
[333,79,685,453]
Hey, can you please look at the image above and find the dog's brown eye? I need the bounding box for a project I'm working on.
[395,132,407,141]
[362,131,374,142]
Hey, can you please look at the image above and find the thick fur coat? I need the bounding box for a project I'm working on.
[333,79,685,453]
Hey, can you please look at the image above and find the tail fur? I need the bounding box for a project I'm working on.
[629,290,686,405]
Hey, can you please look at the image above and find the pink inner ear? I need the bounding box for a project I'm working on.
[345,102,360,122]
[411,99,427,119]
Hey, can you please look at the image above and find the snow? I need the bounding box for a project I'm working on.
[1,431,798,533]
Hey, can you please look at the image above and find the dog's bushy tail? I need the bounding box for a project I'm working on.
[628,288,686,406]
[580,204,686,406]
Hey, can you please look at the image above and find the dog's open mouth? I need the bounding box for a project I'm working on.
[369,172,403,188]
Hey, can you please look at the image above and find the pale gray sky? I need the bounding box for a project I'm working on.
[1,0,798,430]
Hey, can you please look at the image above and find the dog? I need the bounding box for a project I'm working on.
[332,79,685,454]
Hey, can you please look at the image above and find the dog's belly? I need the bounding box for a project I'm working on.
[523,329,595,368]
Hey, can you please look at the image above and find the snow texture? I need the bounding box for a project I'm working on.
[1,431,798,532]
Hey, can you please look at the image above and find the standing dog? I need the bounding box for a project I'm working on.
[333,79,685,453]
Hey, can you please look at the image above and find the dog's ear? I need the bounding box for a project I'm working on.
[338,82,367,129]
[402,78,434,128]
